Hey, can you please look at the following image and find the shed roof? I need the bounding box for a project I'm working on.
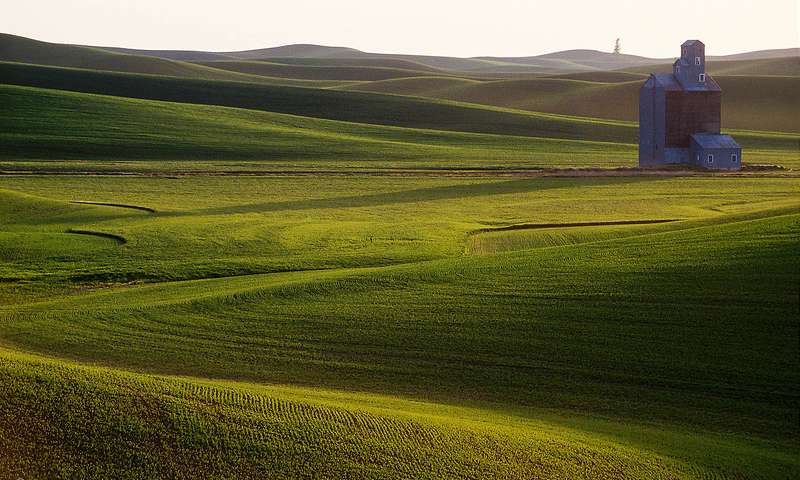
[690,133,741,149]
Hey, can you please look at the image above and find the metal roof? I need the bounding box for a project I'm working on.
[651,73,682,90]
[643,72,721,92]
[690,133,741,149]
[679,73,721,92]
[682,40,704,47]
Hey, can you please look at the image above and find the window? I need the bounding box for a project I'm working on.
[707,154,714,164]
[696,154,700,162]
[695,56,701,65]
[676,65,680,73]
[699,73,706,82]
[731,153,737,163]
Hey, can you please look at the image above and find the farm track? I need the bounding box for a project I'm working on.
[1,167,796,178]
[71,200,156,213]
[472,219,680,233]
[65,228,127,245]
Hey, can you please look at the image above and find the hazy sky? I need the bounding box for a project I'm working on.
[4,0,798,57]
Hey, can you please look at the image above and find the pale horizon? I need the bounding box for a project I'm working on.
[3,0,799,58]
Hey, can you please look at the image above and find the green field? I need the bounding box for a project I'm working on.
[1,175,798,478]
[344,75,800,133]
[0,32,798,479]
[1,83,797,173]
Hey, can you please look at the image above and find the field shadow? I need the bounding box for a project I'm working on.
[170,176,660,217]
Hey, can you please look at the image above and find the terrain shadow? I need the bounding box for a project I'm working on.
[171,176,658,216]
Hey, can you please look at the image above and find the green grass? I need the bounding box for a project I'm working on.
[340,75,483,96]
[544,71,648,83]
[345,75,800,133]
[0,84,641,170]
[0,32,353,88]
[260,56,448,72]
[1,36,799,478]
[1,347,797,480]
[192,60,451,81]
[0,63,642,142]
[1,170,799,479]
[2,84,797,173]
[623,56,800,77]
[0,174,798,477]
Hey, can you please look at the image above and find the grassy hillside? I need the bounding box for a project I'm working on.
[624,56,800,77]
[544,71,648,83]
[227,43,367,59]
[333,76,481,96]
[98,46,237,61]
[4,63,798,154]
[477,50,665,72]
[2,176,798,429]
[256,56,447,72]
[1,33,799,478]
[0,84,641,171]
[346,75,800,133]
[192,60,449,81]
[3,33,795,132]
[0,64,640,143]
[708,57,800,76]
[712,48,800,61]
[0,33,354,87]
[2,346,796,480]
[714,76,800,133]
[3,84,797,173]
[0,33,256,81]
[85,35,797,74]
[0,174,798,477]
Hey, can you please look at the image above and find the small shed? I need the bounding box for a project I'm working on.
[690,133,742,170]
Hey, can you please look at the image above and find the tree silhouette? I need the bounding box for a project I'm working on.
[613,38,621,54]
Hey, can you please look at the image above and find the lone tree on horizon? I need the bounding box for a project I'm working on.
[613,38,621,54]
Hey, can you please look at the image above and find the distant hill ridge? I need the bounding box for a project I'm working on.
[3,32,795,75]
[108,43,800,73]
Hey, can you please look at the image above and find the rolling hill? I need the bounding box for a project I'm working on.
[91,38,799,74]
[0,83,638,171]
[0,33,352,87]
[3,31,793,78]
[0,173,798,478]
[0,33,251,80]
[341,76,482,96]
[344,74,800,133]
[623,56,800,77]
[98,42,510,73]
[0,63,636,143]
[252,56,447,72]
[1,30,800,479]
[710,47,799,61]
[191,60,451,81]
[98,46,240,61]
[477,49,666,72]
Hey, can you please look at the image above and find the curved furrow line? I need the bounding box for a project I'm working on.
[71,200,156,213]
[65,228,127,245]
